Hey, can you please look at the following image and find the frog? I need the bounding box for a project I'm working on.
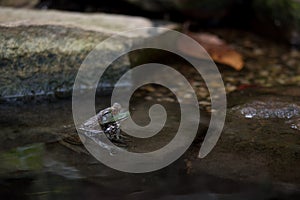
[97,103,129,143]
[58,103,129,151]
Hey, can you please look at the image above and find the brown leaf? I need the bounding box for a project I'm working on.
[177,31,244,70]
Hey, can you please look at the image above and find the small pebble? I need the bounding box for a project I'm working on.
[184,93,193,99]
[198,101,211,106]
[144,96,153,101]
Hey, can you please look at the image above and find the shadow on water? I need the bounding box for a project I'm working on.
[1,97,300,200]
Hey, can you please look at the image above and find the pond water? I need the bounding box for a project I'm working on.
[2,4,300,197]
[1,97,300,200]
[1,142,300,200]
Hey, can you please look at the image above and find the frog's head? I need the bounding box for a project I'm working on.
[111,103,121,115]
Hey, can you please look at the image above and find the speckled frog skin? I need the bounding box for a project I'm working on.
[97,103,129,141]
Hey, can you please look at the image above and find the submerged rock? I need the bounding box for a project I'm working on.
[0,143,44,178]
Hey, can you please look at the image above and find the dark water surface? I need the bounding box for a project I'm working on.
[0,97,300,200]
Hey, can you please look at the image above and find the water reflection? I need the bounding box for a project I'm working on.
[0,142,299,200]
[1,98,300,199]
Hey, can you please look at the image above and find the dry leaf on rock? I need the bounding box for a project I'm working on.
[177,31,244,70]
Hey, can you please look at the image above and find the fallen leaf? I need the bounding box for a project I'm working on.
[177,31,244,70]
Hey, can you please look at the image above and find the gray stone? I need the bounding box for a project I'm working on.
[0,7,175,100]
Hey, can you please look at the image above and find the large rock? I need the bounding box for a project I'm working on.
[0,7,174,100]
[0,0,39,8]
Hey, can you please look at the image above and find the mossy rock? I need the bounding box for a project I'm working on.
[0,7,175,100]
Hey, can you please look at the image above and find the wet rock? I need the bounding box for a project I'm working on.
[236,101,300,119]
[192,86,300,186]
[0,7,174,100]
